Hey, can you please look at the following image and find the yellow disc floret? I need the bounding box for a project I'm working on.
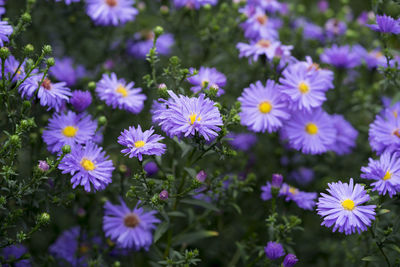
[305,123,318,135]
[189,114,201,125]
[341,199,355,211]
[116,85,128,97]
[258,101,272,114]
[298,82,310,94]
[80,158,96,171]
[62,126,78,137]
[134,140,145,148]
[383,171,392,180]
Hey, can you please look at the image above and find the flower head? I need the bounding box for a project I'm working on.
[328,114,358,155]
[366,14,400,34]
[280,183,317,210]
[173,0,217,9]
[42,111,97,153]
[264,241,285,260]
[127,32,174,59]
[86,0,138,26]
[227,132,257,151]
[58,141,115,192]
[324,19,347,39]
[1,245,31,267]
[240,8,280,40]
[118,125,166,161]
[237,39,288,63]
[320,45,361,68]
[282,108,336,154]
[103,198,160,250]
[38,160,50,172]
[70,90,92,112]
[3,55,27,82]
[50,57,85,87]
[316,178,376,235]
[153,91,223,141]
[144,161,158,176]
[238,80,291,133]
[361,152,400,197]
[19,75,71,112]
[283,254,299,267]
[187,67,226,96]
[96,73,146,114]
[0,20,12,47]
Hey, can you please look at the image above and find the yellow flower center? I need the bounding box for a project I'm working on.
[201,80,209,88]
[189,114,201,125]
[62,126,78,137]
[80,158,96,171]
[256,39,271,48]
[258,101,272,114]
[298,82,309,94]
[341,199,355,211]
[134,140,145,148]
[305,123,318,135]
[383,171,392,180]
[289,186,298,195]
[116,85,128,97]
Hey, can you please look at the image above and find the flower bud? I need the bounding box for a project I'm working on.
[283,254,299,267]
[21,13,31,23]
[0,47,10,59]
[160,5,169,15]
[271,173,283,188]
[24,44,34,56]
[42,45,52,55]
[10,135,21,146]
[88,81,96,91]
[154,26,164,37]
[38,212,50,224]
[46,57,55,67]
[144,161,158,176]
[98,116,107,126]
[62,145,71,154]
[38,160,49,172]
[159,190,168,200]
[196,170,207,182]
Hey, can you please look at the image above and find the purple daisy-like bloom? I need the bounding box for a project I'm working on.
[55,0,80,5]
[237,39,282,63]
[283,254,298,267]
[1,245,31,267]
[3,55,27,82]
[19,75,71,112]
[366,14,400,34]
[282,108,336,154]
[261,182,272,201]
[49,227,100,267]
[324,19,347,39]
[42,111,97,153]
[86,0,138,26]
[238,80,291,133]
[328,114,358,155]
[96,72,146,114]
[103,198,160,250]
[187,67,227,96]
[294,18,325,42]
[249,0,282,13]
[364,50,387,69]
[50,57,86,87]
[280,183,317,210]
[59,141,115,192]
[153,90,223,141]
[361,152,400,197]
[118,125,166,161]
[227,132,257,151]
[264,241,285,260]
[289,167,314,185]
[320,45,361,69]
[70,90,92,112]
[173,0,217,9]
[279,63,331,111]
[240,9,280,40]
[127,32,174,59]
[0,20,12,47]
[369,107,400,154]
[316,178,376,235]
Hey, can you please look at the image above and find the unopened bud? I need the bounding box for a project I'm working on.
[62,145,71,154]
[38,160,49,172]
[159,190,169,200]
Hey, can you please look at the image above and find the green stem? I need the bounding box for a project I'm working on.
[369,227,391,267]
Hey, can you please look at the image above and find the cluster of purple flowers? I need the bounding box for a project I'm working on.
[127,32,174,59]
[264,241,298,267]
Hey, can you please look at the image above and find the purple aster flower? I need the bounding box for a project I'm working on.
[103,198,160,250]
[153,90,223,141]
[238,80,291,133]
[1,245,31,267]
[50,57,86,87]
[55,0,80,4]
[282,108,336,154]
[227,132,257,151]
[187,67,226,96]
[249,0,282,13]
[328,114,358,155]
[196,170,207,182]
[159,190,168,200]
[361,152,400,197]
[58,141,115,192]
[143,161,158,176]
[118,125,166,161]
[86,0,138,26]
[301,56,334,89]
[316,178,376,235]
[173,0,217,9]
[366,14,400,34]
[369,107,400,154]
[70,90,92,112]
[19,75,71,112]
[293,18,325,42]
[283,254,298,267]
[0,20,12,47]
[279,63,331,111]
[364,50,388,69]
[0,1,6,17]
[3,55,27,82]
[271,173,283,188]
[289,167,314,185]
[237,39,283,63]
[320,45,361,68]
[49,227,101,267]
[38,160,50,172]
[96,72,146,113]
[357,11,370,26]
[127,32,174,59]
[42,111,97,153]
[240,9,280,40]
[317,0,328,12]
[264,241,285,260]
[324,19,347,39]
[280,183,317,210]
[261,181,272,201]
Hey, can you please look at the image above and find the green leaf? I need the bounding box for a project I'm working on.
[184,167,197,179]
[172,230,219,246]
[154,221,169,243]
[361,255,381,262]
[181,198,219,212]
[167,211,186,217]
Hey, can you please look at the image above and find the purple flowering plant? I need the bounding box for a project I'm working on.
[1,0,400,266]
